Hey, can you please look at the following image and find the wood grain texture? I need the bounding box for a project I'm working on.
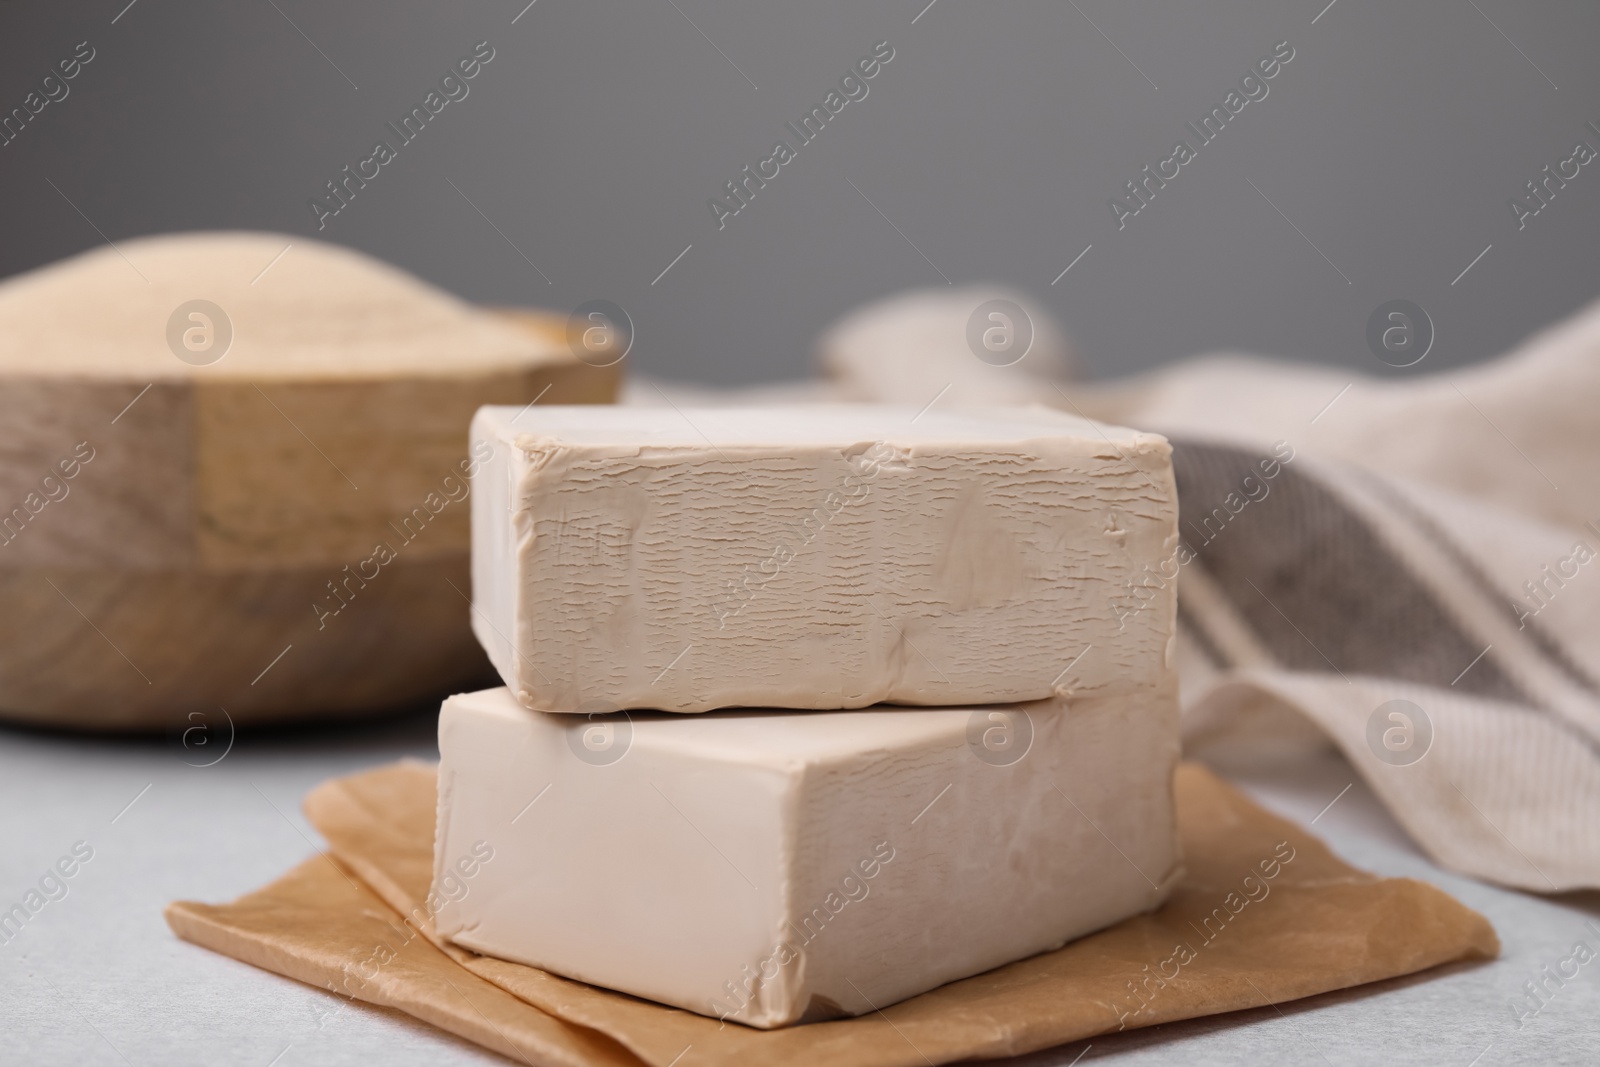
[0,233,620,728]
[0,560,496,731]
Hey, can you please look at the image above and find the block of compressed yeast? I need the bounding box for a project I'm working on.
[433,685,1181,1029]
[0,232,620,729]
[470,404,1176,713]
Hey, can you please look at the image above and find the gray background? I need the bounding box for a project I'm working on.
[1,0,1597,385]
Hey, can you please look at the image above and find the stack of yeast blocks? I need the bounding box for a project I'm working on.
[434,405,1183,1028]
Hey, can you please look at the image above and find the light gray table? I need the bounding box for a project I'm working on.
[4,711,1594,1065]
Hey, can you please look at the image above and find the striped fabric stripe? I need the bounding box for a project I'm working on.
[1170,440,1528,702]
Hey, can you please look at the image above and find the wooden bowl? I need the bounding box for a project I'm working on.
[0,232,620,730]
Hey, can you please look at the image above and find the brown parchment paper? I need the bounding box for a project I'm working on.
[166,761,1498,1066]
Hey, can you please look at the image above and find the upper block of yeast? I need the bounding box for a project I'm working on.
[470,404,1177,713]
[433,685,1181,1028]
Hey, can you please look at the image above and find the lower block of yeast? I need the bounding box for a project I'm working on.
[433,685,1181,1029]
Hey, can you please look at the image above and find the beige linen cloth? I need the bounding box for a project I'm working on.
[816,287,1600,893]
